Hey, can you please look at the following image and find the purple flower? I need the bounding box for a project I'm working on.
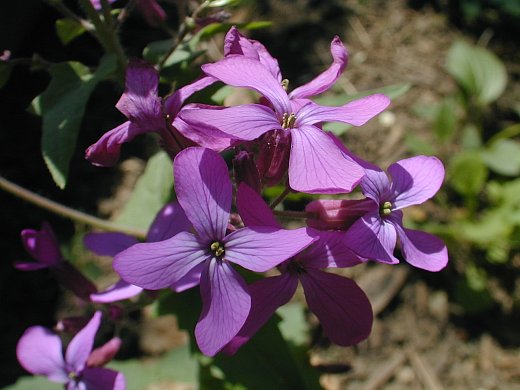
[223,184,372,354]
[85,59,220,166]
[85,202,192,303]
[345,156,448,271]
[179,30,390,193]
[113,147,315,356]
[16,311,125,390]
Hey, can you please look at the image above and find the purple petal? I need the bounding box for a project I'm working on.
[16,326,67,382]
[202,57,291,115]
[223,273,298,355]
[14,262,50,271]
[289,125,365,193]
[298,230,363,269]
[361,166,392,203]
[84,232,138,257]
[396,226,448,272]
[90,280,143,303]
[66,311,102,372]
[289,36,347,99]
[146,202,191,243]
[389,156,445,209]
[345,211,399,264]
[224,227,315,272]
[87,338,121,368]
[174,147,232,241]
[81,367,126,390]
[327,131,382,171]
[114,231,208,290]
[163,76,216,116]
[223,27,282,81]
[300,270,373,346]
[85,121,147,167]
[178,104,280,141]
[170,261,205,292]
[115,59,162,127]
[21,222,62,266]
[136,0,167,27]
[195,260,251,356]
[296,94,390,127]
[236,183,281,228]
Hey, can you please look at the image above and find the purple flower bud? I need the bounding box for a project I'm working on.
[136,0,167,27]
[305,199,374,230]
[51,262,98,301]
[233,150,261,193]
[18,222,62,269]
[87,337,122,368]
[256,129,291,187]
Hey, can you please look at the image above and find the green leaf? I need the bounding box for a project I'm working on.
[143,40,205,67]
[55,18,86,45]
[5,376,58,390]
[31,55,117,188]
[481,139,520,176]
[115,151,174,231]
[0,61,12,89]
[404,133,437,155]
[448,151,488,196]
[454,263,493,314]
[433,97,458,143]
[446,40,507,105]
[195,21,273,42]
[486,123,520,145]
[277,302,310,346]
[461,124,482,150]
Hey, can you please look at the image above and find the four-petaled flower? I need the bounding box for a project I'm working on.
[114,147,315,356]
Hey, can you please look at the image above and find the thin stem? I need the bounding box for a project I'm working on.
[273,210,316,219]
[43,0,95,32]
[0,176,146,239]
[116,0,137,25]
[269,186,292,209]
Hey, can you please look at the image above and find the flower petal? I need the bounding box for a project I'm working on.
[21,222,62,266]
[289,125,365,193]
[223,273,298,355]
[202,57,291,115]
[389,156,445,209]
[66,311,102,372]
[84,232,138,257]
[85,121,147,167]
[296,94,390,127]
[396,226,448,272]
[13,262,50,271]
[360,166,392,203]
[173,114,237,152]
[236,183,281,228]
[163,76,216,115]
[289,36,347,99]
[174,147,232,241]
[178,104,280,141]
[299,230,362,269]
[146,202,191,243]
[81,367,126,390]
[224,226,315,272]
[90,280,143,303]
[114,231,208,290]
[115,59,162,127]
[195,260,251,356]
[345,211,399,264]
[300,270,373,346]
[170,261,205,292]
[16,326,67,382]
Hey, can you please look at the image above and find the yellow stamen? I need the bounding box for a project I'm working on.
[281,79,289,91]
[380,201,393,216]
[281,113,296,129]
[210,241,225,257]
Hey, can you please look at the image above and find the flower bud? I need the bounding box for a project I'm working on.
[256,129,291,187]
[305,199,374,230]
[136,0,167,27]
[233,150,261,193]
[19,222,62,268]
[51,262,98,301]
[87,337,122,368]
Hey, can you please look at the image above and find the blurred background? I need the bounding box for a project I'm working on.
[1,0,519,389]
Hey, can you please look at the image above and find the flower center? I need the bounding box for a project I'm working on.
[68,371,80,381]
[210,241,225,258]
[281,113,296,129]
[380,201,393,217]
[281,79,289,91]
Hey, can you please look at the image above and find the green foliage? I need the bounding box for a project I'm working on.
[31,55,117,188]
[448,151,488,197]
[0,61,12,89]
[446,40,507,105]
[115,151,174,231]
[55,18,87,45]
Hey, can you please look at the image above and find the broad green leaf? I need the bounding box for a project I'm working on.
[446,40,507,105]
[115,151,174,231]
[143,40,205,67]
[55,18,86,45]
[0,61,12,89]
[486,123,520,145]
[31,55,117,188]
[448,151,488,196]
[458,210,512,245]
[433,97,458,143]
[461,124,482,150]
[5,376,58,390]
[481,139,520,176]
[277,302,310,346]
[404,133,437,155]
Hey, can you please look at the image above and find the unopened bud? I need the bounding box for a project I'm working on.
[233,151,261,193]
[51,262,98,301]
[256,129,291,187]
[87,337,122,367]
[305,199,374,230]
[20,222,62,267]
[136,0,167,27]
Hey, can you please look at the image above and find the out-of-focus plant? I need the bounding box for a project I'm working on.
[407,39,520,314]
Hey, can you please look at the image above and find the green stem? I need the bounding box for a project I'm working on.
[43,0,95,32]
[269,186,291,209]
[0,175,146,239]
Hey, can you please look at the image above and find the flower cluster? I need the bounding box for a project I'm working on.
[16,27,448,387]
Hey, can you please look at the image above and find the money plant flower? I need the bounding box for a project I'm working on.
[85,202,193,303]
[16,311,125,390]
[114,147,315,356]
[345,155,448,271]
[85,59,220,167]
[179,30,390,193]
[224,184,372,354]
